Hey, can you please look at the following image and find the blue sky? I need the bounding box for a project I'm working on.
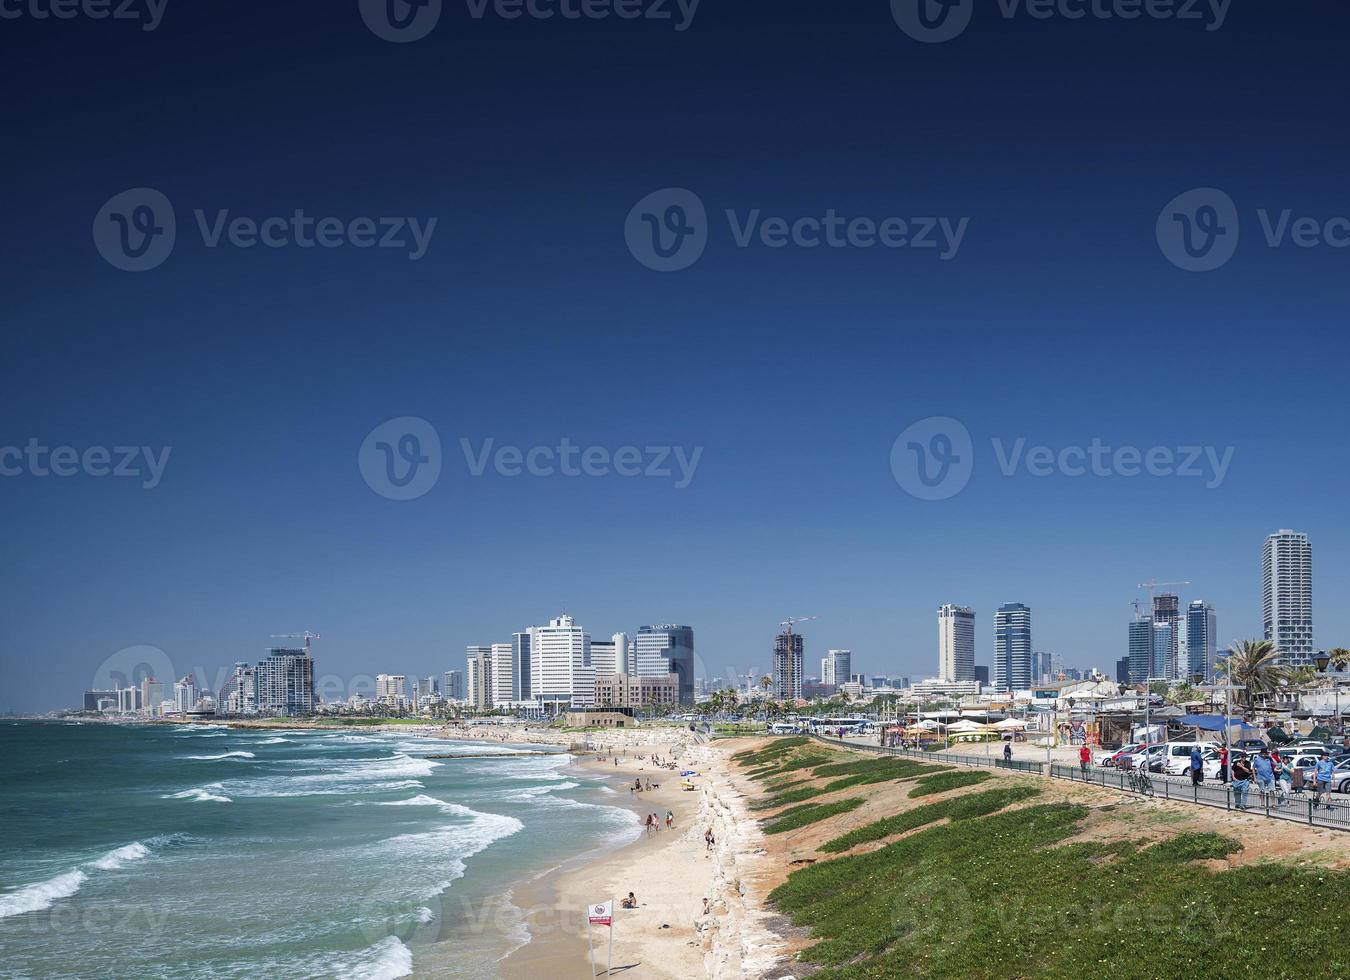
[3,1,1350,709]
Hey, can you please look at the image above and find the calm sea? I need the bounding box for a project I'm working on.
[0,721,638,978]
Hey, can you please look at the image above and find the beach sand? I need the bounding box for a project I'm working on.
[499,734,780,979]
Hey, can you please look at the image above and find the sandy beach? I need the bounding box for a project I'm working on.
[497,730,780,980]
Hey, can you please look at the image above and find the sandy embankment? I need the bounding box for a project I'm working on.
[499,734,781,979]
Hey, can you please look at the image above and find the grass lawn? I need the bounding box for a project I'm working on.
[762,797,866,835]
[753,758,954,811]
[772,800,1350,977]
[908,770,992,797]
[820,785,1042,853]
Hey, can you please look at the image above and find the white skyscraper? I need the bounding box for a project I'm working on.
[937,604,976,683]
[528,614,593,711]
[1264,529,1313,667]
[591,638,620,677]
[466,646,493,709]
[375,674,408,707]
[490,642,516,706]
[821,650,852,687]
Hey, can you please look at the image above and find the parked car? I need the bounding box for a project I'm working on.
[1334,758,1350,795]
[1162,741,1218,775]
[1099,743,1142,768]
[1123,744,1168,772]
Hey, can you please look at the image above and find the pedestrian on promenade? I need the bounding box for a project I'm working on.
[1003,742,1012,763]
[1277,758,1294,806]
[1314,754,1336,810]
[1253,749,1276,806]
[1189,745,1204,786]
[1232,755,1254,810]
[1079,744,1091,775]
[1218,746,1229,784]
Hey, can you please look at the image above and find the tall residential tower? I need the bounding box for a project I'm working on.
[937,604,975,683]
[1264,530,1313,666]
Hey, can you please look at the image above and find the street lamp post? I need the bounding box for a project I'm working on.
[1200,683,1245,784]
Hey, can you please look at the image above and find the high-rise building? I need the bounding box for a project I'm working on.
[170,675,194,713]
[634,625,694,706]
[973,665,989,686]
[774,630,804,701]
[590,638,620,677]
[512,631,533,701]
[1032,651,1054,685]
[937,604,975,683]
[994,603,1032,691]
[375,674,408,707]
[613,632,631,675]
[1152,593,1181,678]
[442,669,464,701]
[83,690,117,712]
[1264,529,1313,666]
[1128,617,1154,685]
[821,649,853,687]
[1152,621,1174,680]
[529,615,593,711]
[255,647,315,715]
[1115,656,1131,685]
[466,646,493,709]
[491,642,516,706]
[1186,600,1217,684]
[218,663,257,714]
[142,677,165,714]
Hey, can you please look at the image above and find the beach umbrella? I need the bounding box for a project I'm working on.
[994,718,1027,730]
[946,720,985,733]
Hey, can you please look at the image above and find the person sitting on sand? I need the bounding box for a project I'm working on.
[621,892,637,909]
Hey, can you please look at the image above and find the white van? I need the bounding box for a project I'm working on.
[1162,741,1218,775]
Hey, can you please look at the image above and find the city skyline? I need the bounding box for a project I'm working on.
[40,524,1339,712]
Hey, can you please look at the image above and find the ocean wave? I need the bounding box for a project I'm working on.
[332,937,413,980]
[164,784,233,803]
[0,839,160,920]
[255,737,290,744]
[597,785,617,794]
[175,731,227,738]
[375,800,524,896]
[183,751,256,761]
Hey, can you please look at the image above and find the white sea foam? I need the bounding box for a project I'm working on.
[88,842,152,871]
[374,799,524,898]
[597,785,617,794]
[255,737,290,745]
[0,839,160,920]
[413,906,435,924]
[332,937,413,980]
[0,869,88,920]
[183,751,256,761]
[164,784,233,803]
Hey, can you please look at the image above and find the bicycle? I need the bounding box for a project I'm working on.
[1126,767,1155,797]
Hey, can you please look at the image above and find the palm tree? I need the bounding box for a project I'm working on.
[1216,639,1290,716]
[1328,648,1350,671]
[759,675,773,695]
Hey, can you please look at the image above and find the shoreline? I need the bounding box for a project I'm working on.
[498,732,780,980]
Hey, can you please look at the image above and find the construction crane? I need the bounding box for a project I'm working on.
[271,631,321,655]
[1136,580,1190,598]
[779,615,818,633]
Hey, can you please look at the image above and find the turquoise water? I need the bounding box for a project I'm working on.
[0,721,637,978]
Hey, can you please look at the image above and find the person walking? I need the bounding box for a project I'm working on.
[1003,741,1012,763]
[1253,749,1276,807]
[1277,758,1294,807]
[1189,745,1204,786]
[1079,744,1092,775]
[1313,754,1336,810]
[665,809,674,830]
[1231,755,1254,810]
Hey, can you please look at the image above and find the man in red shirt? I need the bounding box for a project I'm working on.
[1079,744,1092,774]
